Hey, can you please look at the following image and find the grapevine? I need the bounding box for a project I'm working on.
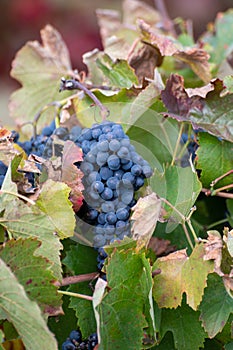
[0,1,233,350]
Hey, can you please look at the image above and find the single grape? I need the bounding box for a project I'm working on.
[97,140,109,152]
[99,167,113,180]
[92,181,104,194]
[101,187,113,200]
[131,164,142,176]
[116,207,130,221]
[105,212,117,225]
[69,330,82,343]
[107,154,120,170]
[106,176,119,190]
[62,339,76,350]
[109,139,121,152]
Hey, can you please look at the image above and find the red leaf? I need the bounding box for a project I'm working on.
[62,141,84,212]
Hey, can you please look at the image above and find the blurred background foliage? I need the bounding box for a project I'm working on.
[0,0,232,125]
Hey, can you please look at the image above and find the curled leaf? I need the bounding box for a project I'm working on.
[131,193,162,250]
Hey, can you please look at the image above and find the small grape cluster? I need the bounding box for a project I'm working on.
[16,120,56,157]
[62,330,98,350]
[73,121,153,252]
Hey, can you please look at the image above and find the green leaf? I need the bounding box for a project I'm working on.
[0,238,61,315]
[36,179,76,239]
[0,195,62,281]
[160,302,206,350]
[74,88,137,128]
[96,53,139,88]
[199,273,233,338]
[196,133,233,188]
[0,259,57,350]
[152,244,214,310]
[151,332,175,349]
[150,166,202,232]
[48,295,77,349]
[62,244,98,338]
[126,107,181,172]
[9,24,72,127]
[97,246,154,350]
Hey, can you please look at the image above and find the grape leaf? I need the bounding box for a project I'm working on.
[96,53,139,88]
[36,179,76,239]
[199,273,233,338]
[62,244,98,338]
[160,302,206,350]
[0,189,62,281]
[131,193,162,250]
[126,107,182,173]
[150,165,202,232]
[161,75,233,142]
[48,295,77,349]
[0,259,57,350]
[152,243,214,309]
[0,238,62,316]
[150,332,175,350]
[61,141,84,212]
[96,0,160,63]
[9,25,72,127]
[97,245,154,350]
[138,20,211,83]
[196,132,233,188]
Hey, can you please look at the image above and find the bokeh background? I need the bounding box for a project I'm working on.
[0,0,232,125]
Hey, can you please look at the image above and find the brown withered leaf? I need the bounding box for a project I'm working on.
[148,237,176,257]
[138,19,180,56]
[9,24,72,125]
[131,192,162,250]
[128,42,162,84]
[186,83,214,98]
[161,74,203,117]
[174,49,211,83]
[203,230,223,276]
[138,20,211,83]
[61,141,84,212]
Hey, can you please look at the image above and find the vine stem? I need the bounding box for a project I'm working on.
[202,188,233,199]
[182,223,194,249]
[58,290,93,301]
[59,77,110,121]
[210,169,233,187]
[212,184,233,195]
[0,189,35,205]
[54,272,98,287]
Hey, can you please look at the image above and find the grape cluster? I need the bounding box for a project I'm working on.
[72,121,152,250]
[62,330,98,350]
[16,119,56,157]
